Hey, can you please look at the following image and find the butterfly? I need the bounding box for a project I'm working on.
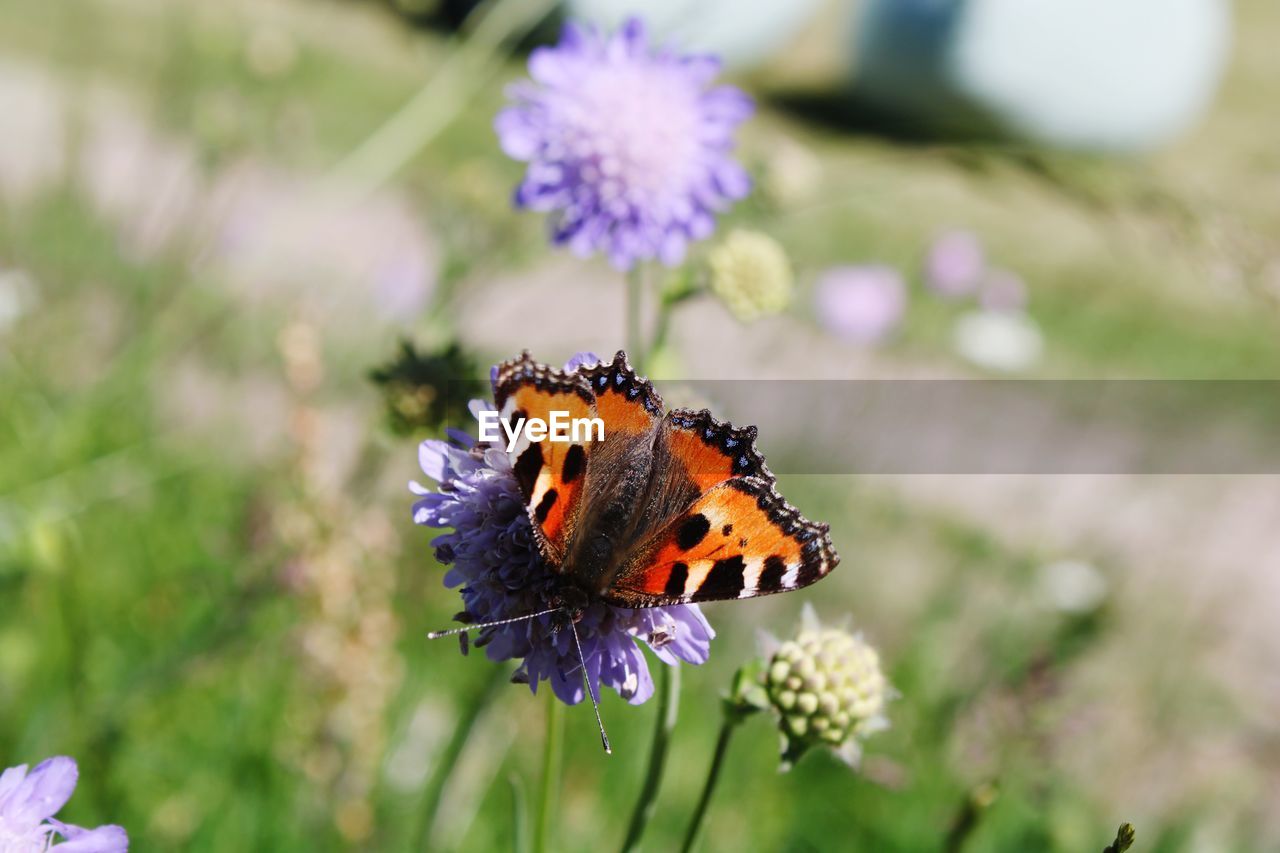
[429,350,839,749]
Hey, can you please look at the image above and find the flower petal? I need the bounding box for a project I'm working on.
[49,819,129,852]
[0,762,29,805]
[492,16,752,268]
[2,756,78,828]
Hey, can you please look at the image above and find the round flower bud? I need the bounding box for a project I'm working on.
[761,604,890,770]
[708,229,793,322]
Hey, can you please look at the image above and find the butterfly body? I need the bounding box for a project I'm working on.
[492,351,839,610]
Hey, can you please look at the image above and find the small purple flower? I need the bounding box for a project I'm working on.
[0,757,128,851]
[411,354,714,706]
[925,230,985,297]
[495,18,754,270]
[814,265,907,344]
[979,269,1028,313]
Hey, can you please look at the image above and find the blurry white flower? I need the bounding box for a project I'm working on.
[1037,560,1108,614]
[952,309,1043,373]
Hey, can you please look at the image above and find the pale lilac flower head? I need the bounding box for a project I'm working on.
[925,230,985,297]
[979,269,1028,313]
[411,353,715,706]
[814,265,907,345]
[0,757,128,852]
[495,18,754,270]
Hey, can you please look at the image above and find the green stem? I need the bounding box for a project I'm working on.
[330,0,557,194]
[649,270,704,365]
[626,266,646,371]
[679,716,739,853]
[533,690,564,853]
[509,773,530,853]
[619,665,681,853]
[943,781,998,853]
[416,666,506,851]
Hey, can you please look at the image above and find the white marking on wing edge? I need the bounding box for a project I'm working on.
[781,563,800,589]
[739,557,764,598]
[682,560,714,598]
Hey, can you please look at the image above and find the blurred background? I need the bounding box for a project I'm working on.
[1,0,1278,849]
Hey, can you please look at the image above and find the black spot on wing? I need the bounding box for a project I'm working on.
[561,444,586,484]
[719,477,840,593]
[759,555,787,592]
[721,523,733,536]
[665,562,689,598]
[696,555,746,600]
[797,537,827,587]
[534,489,558,523]
[675,513,711,551]
[513,443,543,500]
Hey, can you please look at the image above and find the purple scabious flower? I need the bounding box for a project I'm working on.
[925,230,985,298]
[495,18,754,270]
[411,355,714,706]
[814,265,907,345]
[979,269,1028,313]
[0,757,128,852]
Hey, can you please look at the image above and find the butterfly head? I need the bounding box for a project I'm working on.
[545,583,592,627]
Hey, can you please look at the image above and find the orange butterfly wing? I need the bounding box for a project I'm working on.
[607,476,838,606]
[493,351,839,606]
[492,353,596,565]
[575,351,664,439]
[658,408,773,490]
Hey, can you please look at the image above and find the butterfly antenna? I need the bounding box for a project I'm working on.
[426,607,562,640]
[568,616,612,754]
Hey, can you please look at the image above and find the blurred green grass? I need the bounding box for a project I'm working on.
[2,0,1278,850]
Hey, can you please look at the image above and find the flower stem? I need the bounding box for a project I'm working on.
[416,666,506,851]
[509,773,530,853]
[618,664,681,853]
[943,781,999,853]
[533,690,564,853]
[626,265,647,371]
[679,715,739,853]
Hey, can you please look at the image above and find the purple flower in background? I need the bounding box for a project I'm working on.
[925,230,985,297]
[0,757,128,851]
[495,18,754,270]
[979,268,1028,313]
[815,265,907,344]
[411,354,714,706]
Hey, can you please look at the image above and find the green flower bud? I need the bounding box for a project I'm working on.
[760,604,892,771]
[768,661,790,686]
